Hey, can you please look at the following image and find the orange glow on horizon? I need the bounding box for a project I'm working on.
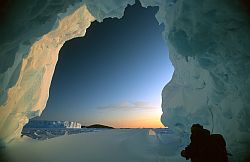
[92,110,165,128]
[81,102,165,128]
[85,117,165,128]
[113,119,165,128]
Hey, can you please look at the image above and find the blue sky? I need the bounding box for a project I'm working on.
[36,1,174,128]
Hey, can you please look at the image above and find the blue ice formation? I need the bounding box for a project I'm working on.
[0,0,249,161]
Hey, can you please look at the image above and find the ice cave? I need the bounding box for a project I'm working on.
[0,0,250,161]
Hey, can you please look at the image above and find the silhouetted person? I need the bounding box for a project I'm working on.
[181,124,228,162]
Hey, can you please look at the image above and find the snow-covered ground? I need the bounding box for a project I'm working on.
[5,129,185,162]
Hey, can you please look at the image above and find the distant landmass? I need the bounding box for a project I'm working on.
[82,124,114,129]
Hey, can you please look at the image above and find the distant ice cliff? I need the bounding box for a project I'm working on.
[23,120,81,129]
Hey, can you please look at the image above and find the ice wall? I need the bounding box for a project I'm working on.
[141,0,250,160]
[0,1,95,143]
[0,0,250,161]
[0,0,135,143]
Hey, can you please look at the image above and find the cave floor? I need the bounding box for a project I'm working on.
[5,128,185,162]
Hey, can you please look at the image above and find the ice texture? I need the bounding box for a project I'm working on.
[0,2,96,143]
[0,0,136,143]
[139,0,250,160]
[0,0,250,161]
[153,0,250,160]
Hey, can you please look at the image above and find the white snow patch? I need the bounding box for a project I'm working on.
[6,129,186,162]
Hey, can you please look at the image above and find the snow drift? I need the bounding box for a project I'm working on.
[6,129,185,162]
[0,0,249,161]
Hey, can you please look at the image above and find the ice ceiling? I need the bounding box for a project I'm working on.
[0,0,249,161]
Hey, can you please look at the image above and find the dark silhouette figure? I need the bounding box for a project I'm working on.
[181,124,228,162]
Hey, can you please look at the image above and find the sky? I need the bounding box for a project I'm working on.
[35,1,174,128]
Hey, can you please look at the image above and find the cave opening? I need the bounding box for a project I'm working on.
[0,0,249,161]
[25,1,174,131]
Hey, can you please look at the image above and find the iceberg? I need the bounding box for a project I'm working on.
[0,0,249,161]
[23,120,81,129]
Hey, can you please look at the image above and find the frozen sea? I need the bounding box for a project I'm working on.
[3,128,186,162]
